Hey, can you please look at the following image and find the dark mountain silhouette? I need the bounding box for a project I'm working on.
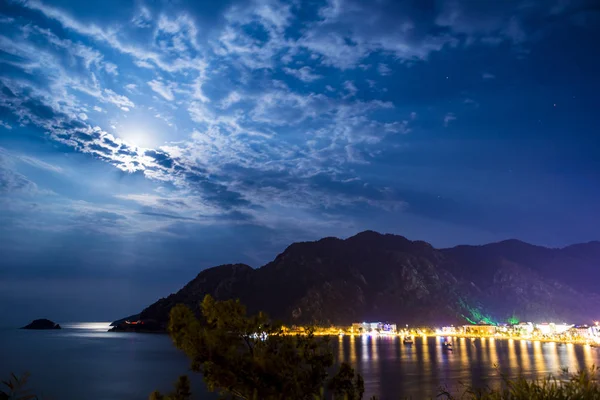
[120,231,599,330]
[440,239,600,322]
[442,239,600,293]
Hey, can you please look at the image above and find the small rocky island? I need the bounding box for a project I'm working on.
[21,319,61,330]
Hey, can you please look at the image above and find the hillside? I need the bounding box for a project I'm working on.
[122,231,600,329]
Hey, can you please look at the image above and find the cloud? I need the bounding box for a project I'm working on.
[17,155,63,173]
[296,0,458,69]
[19,0,207,74]
[214,0,293,70]
[482,72,496,79]
[148,80,175,101]
[377,63,391,76]
[249,89,330,126]
[343,80,357,97]
[138,211,194,220]
[104,62,118,75]
[134,60,154,69]
[0,160,38,194]
[0,148,58,195]
[0,0,505,237]
[444,112,457,127]
[0,120,12,130]
[103,90,135,109]
[283,66,322,82]
[220,91,242,109]
[433,0,584,48]
[2,70,409,217]
[20,24,117,75]
[144,149,174,169]
[297,31,369,70]
[463,98,479,107]
[132,6,152,28]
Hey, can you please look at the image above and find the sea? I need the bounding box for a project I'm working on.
[1,323,599,400]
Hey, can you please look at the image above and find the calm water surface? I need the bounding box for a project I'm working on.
[1,323,599,400]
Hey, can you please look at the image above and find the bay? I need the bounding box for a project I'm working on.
[1,323,599,400]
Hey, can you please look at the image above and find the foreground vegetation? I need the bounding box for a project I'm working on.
[151,294,365,400]
[1,373,37,400]
[440,367,600,399]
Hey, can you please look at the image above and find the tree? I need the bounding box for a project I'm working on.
[158,295,364,400]
[149,376,192,400]
[328,363,365,400]
[1,373,38,400]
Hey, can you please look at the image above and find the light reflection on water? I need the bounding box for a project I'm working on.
[61,322,113,331]
[584,344,594,367]
[520,339,531,370]
[2,324,600,400]
[337,335,600,399]
[350,333,356,363]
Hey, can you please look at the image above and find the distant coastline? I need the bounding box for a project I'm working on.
[108,318,164,333]
[106,319,600,348]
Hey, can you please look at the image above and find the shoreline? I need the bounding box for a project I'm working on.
[433,333,600,347]
[104,323,600,347]
[282,329,600,347]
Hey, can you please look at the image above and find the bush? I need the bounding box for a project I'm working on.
[439,366,600,400]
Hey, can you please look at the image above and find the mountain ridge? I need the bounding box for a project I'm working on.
[118,231,599,330]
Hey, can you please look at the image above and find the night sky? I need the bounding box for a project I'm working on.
[1,0,599,323]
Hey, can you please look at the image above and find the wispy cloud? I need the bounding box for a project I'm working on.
[343,81,358,97]
[17,155,63,173]
[132,6,152,28]
[0,148,59,195]
[0,153,39,195]
[103,90,135,110]
[20,0,207,73]
[283,66,322,82]
[377,63,392,76]
[444,112,457,127]
[220,91,242,109]
[148,80,176,101]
